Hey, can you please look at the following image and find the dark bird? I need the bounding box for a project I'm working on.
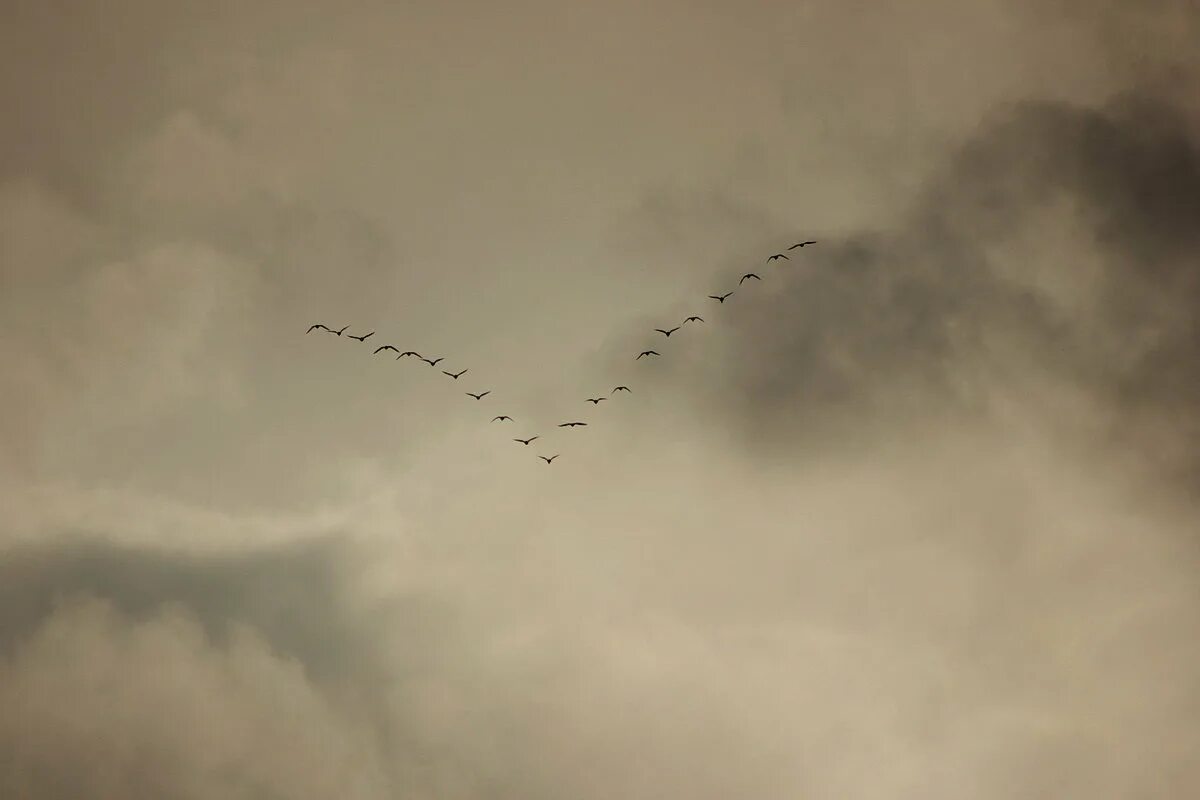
[331,325,351,336]
[612,386,631,394]
[306,324,331,334]
[637,350,660,360]
[655,326,681,337]
[466,391,491,400]
[558,421,587,428]
[684,316,704,324]
[767,253,789,262]
[514,436,538,445]
[539,455,559,464]
[373,345,399,355]
[492,415,513,422]
[443,368,468,380]
[740,273,761,284]
[420,357,444,367]
[348,331,375,342]
[396,351,421,359]
[708,292,733,303]
[787,240,817,249]
[586,397,606,405]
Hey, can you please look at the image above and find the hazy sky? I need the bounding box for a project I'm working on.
[3,2,1199,797]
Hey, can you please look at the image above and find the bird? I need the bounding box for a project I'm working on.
[684,316,704,324]
[637,350,660,360]
[330,325,351,336]
[396,351,421,359]
[558,421,587,428]
[539,455,559,464]
[492,415,513,422]
[373,345,399,355]
[306,324,331,334]
[655,326,681,337]
[466,391,491,400]
[443,368,468,380]
[740,273,761,284]
[612,386,631,394]
[348,331,375,342]
[787,240,817,249]
[514,436,538,445]
[586,397,606,405]
[708,292,733,303]
[420,357,444,367]
[767,253,789,262]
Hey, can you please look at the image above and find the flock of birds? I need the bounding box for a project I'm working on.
[307,240,818,464]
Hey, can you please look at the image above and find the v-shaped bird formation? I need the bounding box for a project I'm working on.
[306,239,817,464]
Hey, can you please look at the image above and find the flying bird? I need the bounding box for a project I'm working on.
[655,326,681,337]
[708,292,733,303]
[396,351,421,359]
[420,357,444,366]
[612,386,631,393]
[740,273,761,284]
[787,240,817,249]
[330,325,351,336]
[348,331,375,342]
[684,316,703,324]
[558,421,587,428]
[492,415,513,422]
[586,397,606,404]
[306,324,331,334]
[443,368,468,380]
[373,345,399,355]
[539,455,560,464]
[637,350,660,360]
[514,436,538,445]
[767,253,789,262]
[466,391,491,400]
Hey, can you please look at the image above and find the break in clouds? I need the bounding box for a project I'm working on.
[2,2,1198,798]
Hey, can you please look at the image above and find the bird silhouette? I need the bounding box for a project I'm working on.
[708,292,733,303]
[373,345,399,355]
[514,436,538,445]
[539,455,559,464]
[740,273,761,284]
[443,368,468,380]
[420,357,444,367]
[558,421,587,428]
[637,350,660,360]
[306,324,331,334]
[586,397,606,404]
[655,326,681,337]
[331,325,351,336]
[612,386,631,394]
[684,316,704,324]
[348,331,375,342]
[466,391,491,400]
[787,240,817,249]
[396,351,421,359]
[767,253,789,262]
[492,415,513,422]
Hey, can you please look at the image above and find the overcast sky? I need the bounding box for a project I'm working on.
[3,1,1199,797]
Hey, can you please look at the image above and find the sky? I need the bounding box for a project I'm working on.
[2,1,1199,797]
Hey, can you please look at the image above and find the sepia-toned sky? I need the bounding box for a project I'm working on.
[3,1,1199,797]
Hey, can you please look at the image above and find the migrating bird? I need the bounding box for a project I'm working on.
[396,351,421,359]
[539,455,560,464]
[558,421,587,428]
[586,397,606,405]
[655,326,681,338]
[443,368,468,380]
[514,436,538,445]
[708,292,733,303]
[466,391,491,400]
[492,415,513,423]
[637,350,660,360]
[612,386,631,394]
[306,324,332,334]
[787,240,817,249]
[348,331,375,342]
[740,272,761,284]
[684,316,704,324]
[767,253,789,262]
[373,345,399,355]
[420,357,444,367]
